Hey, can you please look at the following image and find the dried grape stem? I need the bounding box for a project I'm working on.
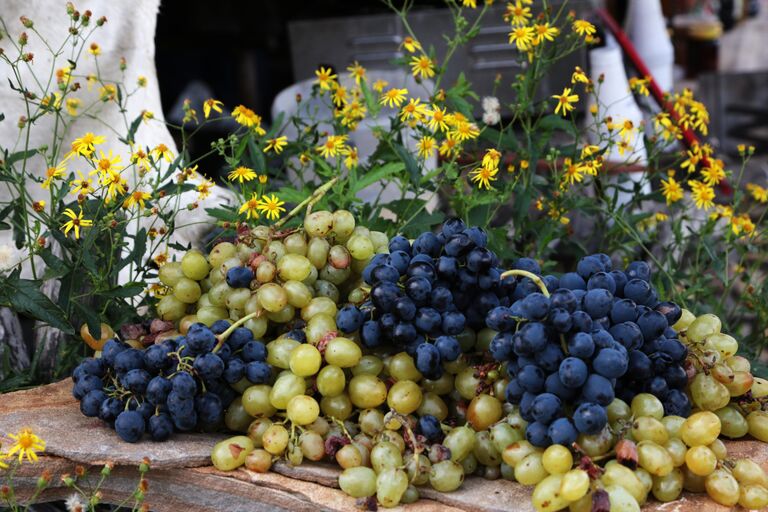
[499,269,550,297]
[212,311,261,353]
[274,177,339,228]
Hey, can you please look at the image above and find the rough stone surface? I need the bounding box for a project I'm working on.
[0,379,227,469]
[3,380,768,511]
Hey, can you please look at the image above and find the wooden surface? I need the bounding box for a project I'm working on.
[2,380,767,511]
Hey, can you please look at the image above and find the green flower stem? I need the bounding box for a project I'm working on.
[274,176,339,228]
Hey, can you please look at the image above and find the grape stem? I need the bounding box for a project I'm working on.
[212,311,262,353]
[499,269,550,298]
[274,176,339,228]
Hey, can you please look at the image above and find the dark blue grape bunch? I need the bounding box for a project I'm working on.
[338,219,529,380]
[489,254,691,448]
[72,319,271,443]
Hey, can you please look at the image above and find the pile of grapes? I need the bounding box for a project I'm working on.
[72,214,768,510]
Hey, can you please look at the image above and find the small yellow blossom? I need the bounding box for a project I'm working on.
[629,77,650,96]
[399,98,429,123]
[137,75,147,87]
[88,43,101,56]
[470,166,498,190]
[347,61,366,84]
[61,208,93,239]
[552,87,579,116]
[197,179,214,200]
[372,79,388,93]
[426,105,449,132]
[332,85,348,108]
[152,144,174,163]
[238,193,261,220]
[6,428,45,463]
[449,120,480,142]
[32,200,45,212]
[257,194,286,221]
[746,183,768,203]
[380,88,408,108]
[688,180,715,210]
[258,174,268,184]
[618,119,634,140]
[203,99,224,119]
[41,161,66,189]
[482,148,501,169]
[131,149,150,170]
[317,134,348,159]
[264,136,288,154]
[71,171,93,196]
[439,137,460,158]
[401,37,422,53]
[509,25,535,51]
[417,136,436,159]
[94,150,122,176]
[123,190,151,209]
[65,97,81,116]
[701,161,726,187]
[228,166,257,183]
[231,105,266,135]
[731,213,755,236]
[410,55,436,80]
[142,110,155,123]
[99,84,117,101]
[341,146,359,169]
[571,66,589,84]
[533,23,560,45]
[573,19,596,37]
[314,66,337,91]
[660,175,683,204]
[67,132,106,159]
[562,158,584,186]
[505,1,532,25]
[462,0,477,8]
[100,169,128,202]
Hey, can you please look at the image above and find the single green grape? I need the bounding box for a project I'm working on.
[319,393,353,420]
[317,365,346,397]
[262,424,289,455]
[268,373,306,409]
[681,411,721,446]
[181,249,210,280]
[631,393,664,420]
[376,468,408,508]
[241,385,277,417]
[705,469,740,506]
[637,440,674,477]
[339,466,377,498]
[158,261,184,286]
[541,444,573,475]
[266,337,301,369]
[515,452,548,486]
[531,475,569,512]
[244,448,272,473]
[371,441,403,473]
[560,469,590,501]
[211,436,254,471]
[714,404,749,438]
[156,294,187,321]
[304,211,334,237]
[288,344,322,377]
[224,397,255,433]
[466,394,502,431]
[349,374,388,409]
[246,417,272,447]
[429,460,465,492]
[324,337,362,367]
[387,380,422,415]
[286,395,319,425]
[443,426,476,462]
[299,431,326,461]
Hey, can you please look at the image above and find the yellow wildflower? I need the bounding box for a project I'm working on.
[469,166,498,190]
[347,61,366,84]
[701,160,726,187]
[731,213,755,236]
[101,169,128,202]
[41,161,66,189]
[533,23,559,45]
[372,79,388,93]
[562,158,584,186]
[228,166,257,183]
[439,138,460,158]
[257,194,286,221]
[94,150,122,176]
[572,20,596,37]
[380,88,408,108]
[152,144,174,163]
[197,178,214,200]
[231,105,266,135]
[552,87,579,116]
[314,66,337,91]
[71,171,93,195]
[482,148,501,169]
[655,212,669,222]
[426,105,449,132]
[317,134,348,159]
[88,43,101,56]
[449,120,480,142]
[131,149,150,170]
[463,0,477,8]
[571,66,589,84]
[341,146,359,169]
[688,180,715,210]
[137,75,147,87]
[238,194,261,220]
[505,1,532,25]
[401,37,422,53]
[746,183,768,203]
[67,132,105,159]
[680,146,702,173]
[123,190,151,209]
[203,99,224,119]
[61,208,93,239]
[399,98,429,123]
[258,174,268,184]
[618,119,634,140]
[660,175,683,204]
[417,136,436,159]
[65,97,81,116]
[410,55,436,80]
[99,84,117,101]
[629,77,650,96]
[332,85,348,108]
[6,428,45,463]
[508,25,535,51]
[264,136,288,154]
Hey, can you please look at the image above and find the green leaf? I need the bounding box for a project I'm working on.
[40,249,70,280]
[11,200,24,249]
[276,186,311,204]
[351,162,405,194]
[119,114,143,145]
[119,228,147,270]
[205,207,238,221]
[0,272,74,334]
[5,149,37,168]
[100,283,144,298]
[392,144,421,187]
[72,300,101,339]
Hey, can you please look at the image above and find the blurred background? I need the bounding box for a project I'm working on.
[154,0,767,177]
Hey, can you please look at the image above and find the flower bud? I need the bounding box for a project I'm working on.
[20,16,33,28]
